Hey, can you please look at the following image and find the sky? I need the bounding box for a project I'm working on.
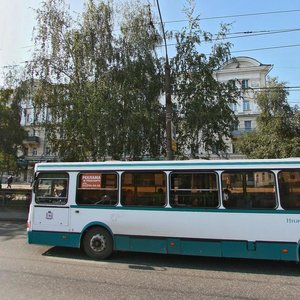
[0,0,299,104]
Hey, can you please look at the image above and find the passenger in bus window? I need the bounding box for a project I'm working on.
[223,188,231,202]
[55,181,67,198]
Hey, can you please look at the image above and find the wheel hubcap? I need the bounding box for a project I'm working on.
[90,234,106,253]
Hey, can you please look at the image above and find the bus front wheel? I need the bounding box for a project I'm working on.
[83,227,113,260]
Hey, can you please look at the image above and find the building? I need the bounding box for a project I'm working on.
[214,56,273,159]
[19,98,59,181]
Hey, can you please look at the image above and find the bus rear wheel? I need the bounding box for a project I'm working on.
[83,227,113,260]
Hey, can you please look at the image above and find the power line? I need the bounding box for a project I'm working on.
[248,85,300,90]
[220,28,300,41]
[1,6,300,53]
[227,27,300,36]
[231,43,300,54]
[4,26,300,54]
[3,26,300,57]
[156,41,300,54]
[161,9,300,24]
[1,10,300,69]
[1,6,300,54]
[1,42,300,70]
[1,44,300,74]
[167,26,300,41]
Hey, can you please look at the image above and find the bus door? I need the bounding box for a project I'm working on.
[32,172,70,231]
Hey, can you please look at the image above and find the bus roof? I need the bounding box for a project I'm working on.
[34,158,300,172]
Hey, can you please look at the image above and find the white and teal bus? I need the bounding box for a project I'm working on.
[27,158,300,261]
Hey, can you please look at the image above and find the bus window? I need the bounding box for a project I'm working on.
[170,172,219,208]
[35,173,69,205]
[121,172,166,207]
[221,171,276,209]
[76,173,118,206]
[278,171,300,210]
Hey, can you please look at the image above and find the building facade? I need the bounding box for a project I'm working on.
[214,56,273,159]
[19,99,58,181]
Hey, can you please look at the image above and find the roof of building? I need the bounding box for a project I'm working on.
[218,56,273,72]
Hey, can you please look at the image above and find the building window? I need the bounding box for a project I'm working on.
[32,148,37,156]
[241,79,249,89]
[243,100,250,111]
[229,103,237,112]
[211,145,219,155]
[244,121,252,131]
[46,147,51,155]
[232,144,237,154]
[228,79,236,88]
[33,129,39,136]
[26,114,32,124]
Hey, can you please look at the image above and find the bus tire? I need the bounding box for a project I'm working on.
[83,227,113,260]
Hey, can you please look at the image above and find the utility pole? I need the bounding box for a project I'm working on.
[156,0,173,160]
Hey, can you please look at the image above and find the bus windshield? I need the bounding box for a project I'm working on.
[35,172,69,205]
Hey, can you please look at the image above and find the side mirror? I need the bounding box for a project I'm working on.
[33,180,38,194]
[33,173,38,193]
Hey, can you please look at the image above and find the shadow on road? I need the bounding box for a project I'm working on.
[0,221,27,241]
[43,246,300,276]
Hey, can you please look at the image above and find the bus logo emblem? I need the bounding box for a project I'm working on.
[46,211,53,220]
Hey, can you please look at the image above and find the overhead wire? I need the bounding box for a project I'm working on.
[1,7,300,81]
[1,7,300,55]
[156,9,300,25]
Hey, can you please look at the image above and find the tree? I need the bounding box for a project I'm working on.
[171,1,239,158]
[113,1,164,159]
[26,0,163,161]
[7,0,242,162]
[0,88,26,174]
[236,77,300,158]
[27,0,115,161]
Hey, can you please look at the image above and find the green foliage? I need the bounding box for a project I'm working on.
[26,0,163,161]
[171,1,238,158]
[236,77,300,158]
[0,88,26,173]
[2,0,240,162]
[113,1,164,159]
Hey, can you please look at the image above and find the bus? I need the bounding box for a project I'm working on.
[27,158,300,261]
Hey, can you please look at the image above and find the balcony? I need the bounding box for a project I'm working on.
[24,155,59,165]
[23,136,40,145]
[232,128,255,137]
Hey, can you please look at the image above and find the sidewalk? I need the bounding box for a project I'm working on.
[2,183,32,190]
[0,206,28,222]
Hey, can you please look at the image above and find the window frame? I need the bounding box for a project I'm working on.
[169,171,220,209]
[243,100,250,111]
[221,169,277,210]
[35,172,69,205]
[244,120,252,131]
[120,171,167,207]
[76,171,119,206]
[241,79,249,89]
[278,170,300,210]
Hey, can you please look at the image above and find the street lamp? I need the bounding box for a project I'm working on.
[156,0,173,160]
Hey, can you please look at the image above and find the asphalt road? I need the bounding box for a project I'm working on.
[1,221,300,300]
